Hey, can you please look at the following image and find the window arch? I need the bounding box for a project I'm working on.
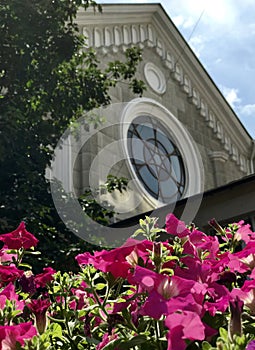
[121,98,204,206]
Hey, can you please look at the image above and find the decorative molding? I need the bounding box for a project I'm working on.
[209,151,229,163]
[80,21,249,174]
[144,62,166,94]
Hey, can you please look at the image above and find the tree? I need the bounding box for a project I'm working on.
[0,0,144,271]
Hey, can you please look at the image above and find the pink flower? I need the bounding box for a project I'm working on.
[96,331,119,350]
[70,287,89,311]
[18,271,36,295]
[166,294,203,315]
[228,297,243,340]
[0,222,38,250]
[34,267,56,288]
[131,266,196,296]
[0,248,17,264]
[0,264,23,286]
[130,266,202,319]
[175,257,214,284]
[234,242,255,271]
[189,230,219,259]
[0,283,25,313]
[204,283,231,316]
[0,322,37,349]
[129,265,162,292]
[246,340,255,350]
[234,221,255,243]
[231,279,255,315]
[165,214,190,237]
[28,298,51,334]
[165,311,205,350]
[76,238,153,279]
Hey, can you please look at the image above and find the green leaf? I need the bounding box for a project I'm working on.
[132,228,145,237]
[48,323,63,338]
[202,341,214,350]
[95,283,106,290]
[99,338,122,350]
[219,327,228,341]
[119,335,148,349]
[18,263,32,269]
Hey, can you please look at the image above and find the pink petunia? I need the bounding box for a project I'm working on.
[0,247,17,264]
[18,271,37,295]
[130,266,202,319]
[233,221,255,243]
[131,265,196,296]
[165,214,190,238]
[69,287,89,311]
[204,283,231,316]
[0,222,38,250]
[76,238,153,279]
[234,242,255,272]
[189,230,220,259]
[165,311,205,350]
[34,267,56,288]
[0,283,25,313]
[0,322,37,349]
[96,331,119,350]
[0,264,23,287]
[28,298,51,334]
[231,279,255,315]
[246,340,255,350]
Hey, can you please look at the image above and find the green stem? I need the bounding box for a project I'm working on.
[102,282,110,308]
[154,320,162,350]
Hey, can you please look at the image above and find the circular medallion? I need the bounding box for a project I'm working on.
[144,62,166,94]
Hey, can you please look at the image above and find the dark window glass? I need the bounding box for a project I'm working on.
[127,116,185,203]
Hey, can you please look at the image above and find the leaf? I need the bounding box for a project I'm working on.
[99,338,122,350]
[48,323,63,338]
[202,341,214,350]
[95,283,106,290]
[132,228,145,237]
[118,335,148,349]
[18,263,32,269]
[219,327,228,342]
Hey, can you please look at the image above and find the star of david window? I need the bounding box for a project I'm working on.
[127,115,186,203]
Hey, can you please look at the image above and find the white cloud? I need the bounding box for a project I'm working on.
[169,0,238,26]
[188,35,204,58]
[239,104,255,116]
[220,86,241,108]
[172,15,195,29]
[248,23,255,35]
[215,58,222,65]
[172,15,184,27]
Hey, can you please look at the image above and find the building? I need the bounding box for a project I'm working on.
[55,3,255,232]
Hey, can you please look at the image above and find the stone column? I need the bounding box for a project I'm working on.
[209,151,229,187]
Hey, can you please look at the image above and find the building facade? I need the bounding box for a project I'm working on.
[67,4,255,222]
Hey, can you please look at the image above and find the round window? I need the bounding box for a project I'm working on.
[127,115,185,203]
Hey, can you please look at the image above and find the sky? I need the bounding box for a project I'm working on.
[99,0,255,138]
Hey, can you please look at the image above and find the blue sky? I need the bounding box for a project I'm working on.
[99,0,255,138]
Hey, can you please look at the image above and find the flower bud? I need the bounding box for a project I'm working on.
[28,298,51,334]
[228,297,243,341]
[209,218,224,235]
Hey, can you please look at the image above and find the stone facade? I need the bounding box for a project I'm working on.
[70,4,254,220]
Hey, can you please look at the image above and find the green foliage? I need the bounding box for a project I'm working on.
[202,327,251,350]
[132,216,166,241]
[0,0,144,270]
[104,175,128,194]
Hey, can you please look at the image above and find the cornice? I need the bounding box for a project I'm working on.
[76,4,252,174]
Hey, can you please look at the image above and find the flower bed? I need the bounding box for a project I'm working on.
[1,214,255,349]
